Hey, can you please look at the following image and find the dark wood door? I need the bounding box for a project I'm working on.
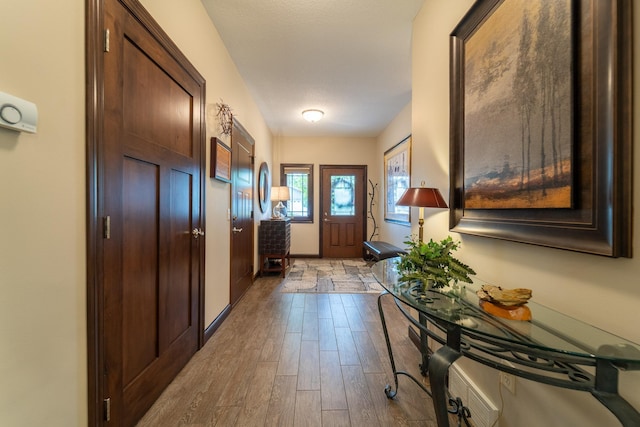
[101,0,205,425]
[230,120,254,305]
[320,165,367,258]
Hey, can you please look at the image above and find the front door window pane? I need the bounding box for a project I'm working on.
[330,175,355,216]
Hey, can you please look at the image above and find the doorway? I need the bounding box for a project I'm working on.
[319,165,367,258]
[229,119,255,306]
[87,0,206,425]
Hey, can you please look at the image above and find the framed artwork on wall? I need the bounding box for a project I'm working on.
[449,0,632,257]
[384,135,411,224]
[210,137,231,183]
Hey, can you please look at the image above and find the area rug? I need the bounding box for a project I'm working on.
[279,258,384,293]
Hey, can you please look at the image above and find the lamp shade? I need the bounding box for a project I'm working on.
[270,186,290,201]
[396,187,448,208]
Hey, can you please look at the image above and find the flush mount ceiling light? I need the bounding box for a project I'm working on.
[301,109,324,123]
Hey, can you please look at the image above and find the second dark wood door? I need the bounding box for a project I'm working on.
[230,120,254,305]
[320,165,367,258]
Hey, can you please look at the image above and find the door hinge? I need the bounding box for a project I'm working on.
[103,397,111,422]
[104,216,111,239]
[104,29,110,52]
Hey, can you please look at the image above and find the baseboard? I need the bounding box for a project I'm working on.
[204,304,231,343]
[290,254,320,258]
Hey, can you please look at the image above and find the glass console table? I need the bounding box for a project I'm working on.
[372,258,640,427]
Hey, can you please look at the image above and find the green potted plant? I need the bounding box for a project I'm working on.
[396,235,476,290]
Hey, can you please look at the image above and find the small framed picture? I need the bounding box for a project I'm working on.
[211,137,231,183]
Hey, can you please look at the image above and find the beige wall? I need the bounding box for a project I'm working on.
[375,102,413,245]
[0,1,86,425]
[396,1,640,426]
[273,136,377,255]
[0,0,272,425]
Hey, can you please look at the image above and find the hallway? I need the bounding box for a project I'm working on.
[137,273,446,426]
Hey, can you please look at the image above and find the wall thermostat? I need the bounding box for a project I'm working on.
[0,91,38,133]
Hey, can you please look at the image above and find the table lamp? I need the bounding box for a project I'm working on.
[270,186,290,219]
[396,187,448,242]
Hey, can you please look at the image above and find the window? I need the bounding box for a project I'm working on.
[281,163,313,223]
[330,175,355,216]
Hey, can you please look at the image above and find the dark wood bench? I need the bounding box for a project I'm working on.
[363,240,406,261]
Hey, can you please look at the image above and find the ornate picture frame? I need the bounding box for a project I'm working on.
[449,0,632,257]
[384,135,412,224]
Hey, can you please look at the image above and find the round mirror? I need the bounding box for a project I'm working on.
[258,162,270,213]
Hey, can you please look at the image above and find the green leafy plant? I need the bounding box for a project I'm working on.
[396,236,476,289]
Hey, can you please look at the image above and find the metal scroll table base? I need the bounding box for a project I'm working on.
[377,291,640,427]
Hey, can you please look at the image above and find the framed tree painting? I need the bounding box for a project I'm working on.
[384,135,411,224]
[449,0,632,257]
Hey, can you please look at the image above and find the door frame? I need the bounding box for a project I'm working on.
[85,0,206,424]
[318,165,368,258]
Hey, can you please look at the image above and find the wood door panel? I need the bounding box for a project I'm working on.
[122,327,196,426]
[123,38,193,157]
[164,169,193,345]
[329,224,340,246]
[346,223,355,246]
[122,157,159,385]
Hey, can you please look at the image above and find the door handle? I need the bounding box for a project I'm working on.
[232,227,243,233]
[192,228,205,239]
[323,218,330,222]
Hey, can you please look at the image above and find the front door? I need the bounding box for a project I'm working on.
[96,0,205,425]
[230,120,254,305]
[320,165,367,258]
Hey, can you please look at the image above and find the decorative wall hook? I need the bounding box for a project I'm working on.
[215,100,233,136]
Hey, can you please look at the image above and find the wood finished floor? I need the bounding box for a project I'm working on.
[137,274,455,426]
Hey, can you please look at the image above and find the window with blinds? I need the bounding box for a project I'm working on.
[281,164,313,223]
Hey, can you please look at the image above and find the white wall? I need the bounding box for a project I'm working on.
[403,1,640,426]
[273,135,377,255]
[0,0,272,425]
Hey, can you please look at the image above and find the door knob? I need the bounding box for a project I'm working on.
[232,227,243,233]
[192,228,205,239]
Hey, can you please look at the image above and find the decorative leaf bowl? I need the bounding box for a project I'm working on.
[477,284,533,321]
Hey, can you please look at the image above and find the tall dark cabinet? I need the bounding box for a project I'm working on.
[259,218,291,277]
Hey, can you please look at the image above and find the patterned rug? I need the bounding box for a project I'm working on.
[279,258,383,293]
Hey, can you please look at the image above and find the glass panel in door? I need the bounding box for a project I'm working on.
[330,175,355,216]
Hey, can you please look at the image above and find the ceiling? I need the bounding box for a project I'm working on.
[201,0,425,138]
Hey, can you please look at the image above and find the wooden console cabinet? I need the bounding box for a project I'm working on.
[259,218,291,277]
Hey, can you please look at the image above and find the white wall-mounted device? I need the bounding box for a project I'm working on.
[0,91,38,133]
